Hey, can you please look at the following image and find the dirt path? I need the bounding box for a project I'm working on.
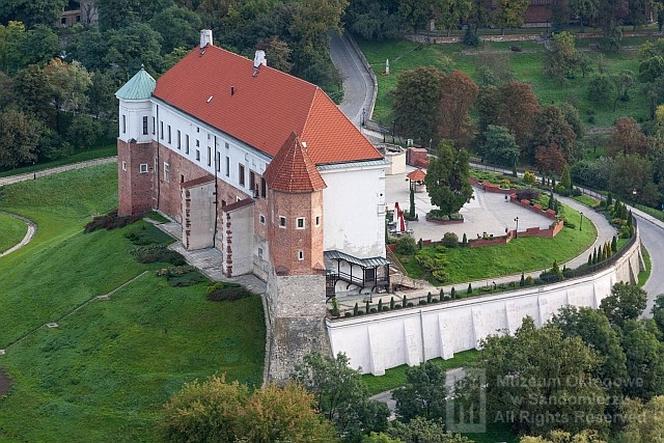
[0,212,36,258]
[0,157,116,188]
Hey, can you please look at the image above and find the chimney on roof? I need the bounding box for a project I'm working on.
[252,50,267,77]
[200,29,213,49]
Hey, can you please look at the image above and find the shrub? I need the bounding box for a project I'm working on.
[441,232,459,248]
[125,225,170,245]
[132,244,186,265]
[157,266,207,287]
[463,28,480,46]
[523,171,537,185]
[85,209,141,233]
[370,308,378,313]
[415,249,448,283]
[563,220,576,229]
[207,282,253,301]
[396,236,417,255]
[515,188,540,201]
[406,302,414,307]
[419,300,427,305]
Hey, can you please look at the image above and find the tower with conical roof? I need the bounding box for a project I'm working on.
[263,132,326,276]
[115,67,157,216]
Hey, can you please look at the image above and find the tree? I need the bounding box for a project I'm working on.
[392,362,448,422]
[434,0,473,36]
[560,165,572,190]
[67,115,102,150]
[570,0,599,31]
[520,429,607,443]
[0,0,67,27]
[103,23,164,76]
[618,396,664,442]
[609,154,661,206]
[545,31,579,82]
[344,0,402,40]
[627,0,652,30]
[608,117,648,156]
[161,374,339,443]
[587,74,617,107]
[292,352,389,441]
[535,144,567,176]
[438,70,478,145]
[21,25,59,68]
[494,0,530,32]
[393,67,446,144]
[388,417,474,443]
[652,294,664,335]
[43,58,92,133]
[599,282,647,328]
[0,20,28,73]
[530,105,577,162]
[0,109,44,169]
[241,383,339,443]
[425,141,473,216]
[621,319,664,399]
[398,0,436,31]
[480,318,607,435]
[479,124,520,167]
[151,5,202,53]
[256,36,293,72]
[559,103,584,139]
[87,70,121,119]
[97,0,173,30]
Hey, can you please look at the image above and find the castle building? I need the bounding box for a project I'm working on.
[115,30,390,299]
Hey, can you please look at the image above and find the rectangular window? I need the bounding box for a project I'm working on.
[163,162,170,182]
[177,130,181,149]
[196,139,200,148]
[238,164,245,186]
[249,171,256,193]
[297,250,304,261]
[122,115,126,134]
[225,142,229,150]
[364,268,376,282]
[160,121,164,139]
[315,216,321,226]
[139,163,148,174]
[167,125,171,144]
[207,146,212,167]
[196,150,200,161]
[225,156,230,177]
[261,178,266,198]
[296,218,305,229]
[185,135,190,154]
[142,116,148,135]
[152,117,155,135]
[279,216,287,228]
[259,214,266,224]
[121,161,127,171]
[216,152,221,172]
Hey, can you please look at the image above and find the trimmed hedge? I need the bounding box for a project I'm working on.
[84,209,141,233]
[207,282,253,302]
[132,244,186,265]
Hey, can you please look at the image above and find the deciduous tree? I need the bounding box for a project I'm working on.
[0,109,44,169]
[479,124,520,167]
[599,282,647,328]
[438,70,478,144]
[393,67,446,143]
[545,32,579,82]
[609,117,648,156]
[425,141,473,216]
[392,362,448,422]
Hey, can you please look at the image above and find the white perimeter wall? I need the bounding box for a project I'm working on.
[321,163,386,258]
[328,235,643,375]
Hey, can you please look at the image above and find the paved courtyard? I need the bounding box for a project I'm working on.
[386,168,554,241]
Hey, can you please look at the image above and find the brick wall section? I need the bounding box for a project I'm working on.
[268,189,324,275]
[118,139,156,216]
[406,147,429,169]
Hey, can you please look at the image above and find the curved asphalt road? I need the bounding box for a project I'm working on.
[329,37,664,312]
[329,32,375,126]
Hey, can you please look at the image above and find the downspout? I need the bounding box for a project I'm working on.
[212,135,219,247]
[155,104,161,209]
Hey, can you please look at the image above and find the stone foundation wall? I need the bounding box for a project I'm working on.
[264,272,331,381]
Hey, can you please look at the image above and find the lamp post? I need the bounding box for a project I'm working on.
[579,211,583,231]
[514,216,519,237]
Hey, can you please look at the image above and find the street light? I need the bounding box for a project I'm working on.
[579,211,583,231]
[514,216,519,237]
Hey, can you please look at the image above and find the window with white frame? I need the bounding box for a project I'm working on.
[207,146,212,167]
[142,116,148,135]
[238,164,245,186]
[259,214,266,224]
[122,115,126,134]
[315,216,321,226]
[225,156,230,177]
[122,161,127,171]
[139,163,148,174]
[279,216,287,228]
[196,150,200,161]
[297,250,304,261]
[152,117,155,135]
[163,161,170,182]
[296,217,305,229]
[177,130,181,149]
[185,134,190,154]
[160,121,164,139]
[216,151,221,172]
[167,125,171,144]
[258,247,264,259]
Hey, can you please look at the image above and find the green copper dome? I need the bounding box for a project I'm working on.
[115,67,156,101]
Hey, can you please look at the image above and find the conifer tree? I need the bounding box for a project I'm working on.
[467,283,473,294]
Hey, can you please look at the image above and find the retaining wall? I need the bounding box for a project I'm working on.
[327,230,643,375]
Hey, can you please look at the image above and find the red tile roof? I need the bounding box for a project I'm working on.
[263,132,327,193]
[407,168,427,182]
[152,45,382,165]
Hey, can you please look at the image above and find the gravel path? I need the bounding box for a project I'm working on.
[0,212,36,258]
[0,157,116,188]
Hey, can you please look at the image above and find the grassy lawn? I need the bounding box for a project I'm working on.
[399,203,597,285]
[0,165,265,442]
[363,350,480,395]
[0,143,117,178]
[573,194,602,208]
[638,246,652,287]
[0,212,27,253]
[359,37,651,129]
